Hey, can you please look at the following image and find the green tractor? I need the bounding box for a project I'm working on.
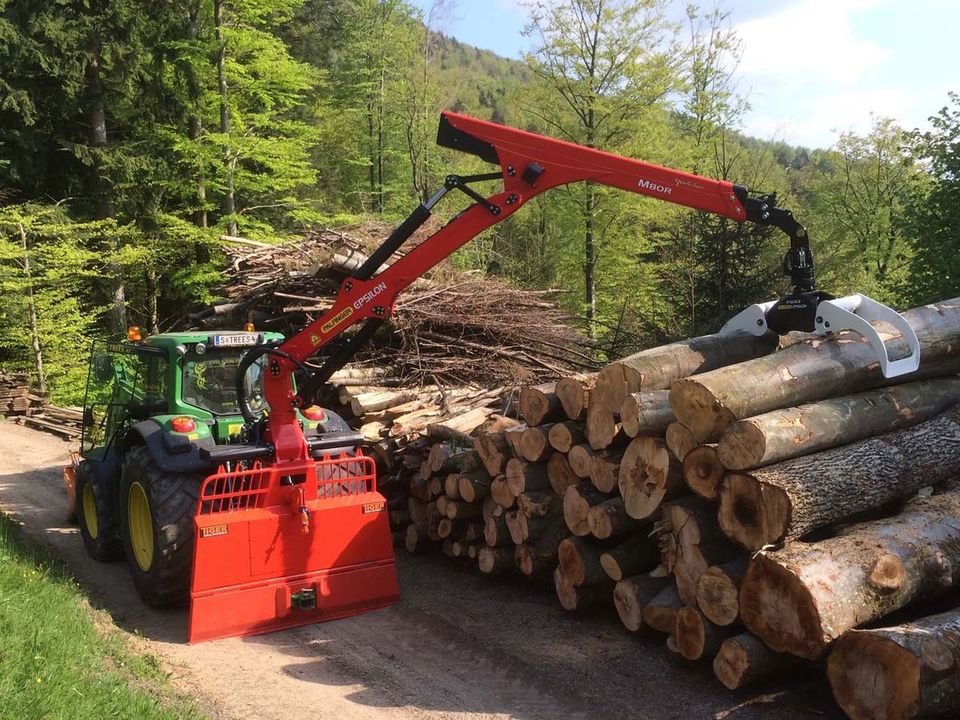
[72,328,353,606]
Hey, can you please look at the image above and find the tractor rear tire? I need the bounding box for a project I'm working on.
[76,460,123,561]
[119,446,202,607]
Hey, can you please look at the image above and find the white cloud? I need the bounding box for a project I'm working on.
[735,0,889,85]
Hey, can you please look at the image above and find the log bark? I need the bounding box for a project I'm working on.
[682,445,724,500]
[517,490,559,518]
[588,450,623,493]
[717,377,960,471]
[548,421,586,453]
[445,500,482,521]
[827,608,960,720]
[519,424,554,462]
[669,298,960,443]
[563,482,616,536]
[665,422,698,462]
[718,404,960,551]
[618,437,684,520]
[547,452,579,496]
[556,373,596,420]
[675,607,735,661]
[600,533,661,581]
[613,575,670,631]
[427,407,495,442]
[585,403,623,450]
[696,557,749,627]
[558,536,608,586]
[620,390,674,438]
[714,633,794,690]
[660,496,735,605]
[587,496,643,539]
[520,383,563,425]
[740,490,960,659]
[515,515,569,576]
[505,458,551,497]
[478,546,515,574]
[642,583,684,634]
[594,331,782,413]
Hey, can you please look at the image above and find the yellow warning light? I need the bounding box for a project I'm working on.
[244,322,255,332]
[127,326,143,342]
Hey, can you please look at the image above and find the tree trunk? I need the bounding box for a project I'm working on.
[18,224,45,393]
[187,1,209,236]
[505,458,550,497]
[584,182,596,335]
[588,449,622,493]
[519,424,554,462]
[669,298,960,443]
[556,373,597,420]
[554,566,611,610]
[567,443,598,478]
[457,470,491,503]
[642,583,684,634]
[683,445,723,500]
[600,533,660,581]
[613,575,669,631]
[515,515,569,576]
[675,607,736,661]
[474,431,512,477]
[827,608,960,720]
[483,514,511,547]
[594,331,782,413]
[558,536,608,586]
[214,0,236,236]
[714,633,794,690]
[546,452,579,496]
[548,421,586,453]
[619,390,674,438]
[717,377,960,470]
[585,403,623,449]
[618,437,684,520]
[519,383,563,425]
[478,546,515,574]
[666,422,697,462]
[740,490,960,659]
[562,482,615,537]
[587,496,644,539]
[696,557,748,626]
[718,404,960,551]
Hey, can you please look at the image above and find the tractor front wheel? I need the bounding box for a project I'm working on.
[119,446,202,607]
[76,460,123,561]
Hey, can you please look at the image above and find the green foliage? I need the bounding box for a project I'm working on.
[0,512,205,719]
[0,0,957,403]
[901,92,960,304]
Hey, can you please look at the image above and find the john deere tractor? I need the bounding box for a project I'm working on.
[74,328,353,606]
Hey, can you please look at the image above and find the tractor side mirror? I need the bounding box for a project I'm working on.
[94,355,114,382]
[82,407,94,427]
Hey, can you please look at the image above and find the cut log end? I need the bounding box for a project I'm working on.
[668,379,736,443]
[716,420,766,470]
[717,473,791,552]
[827,633,920,720]
[739,555,824,660]
[682,445,723,500]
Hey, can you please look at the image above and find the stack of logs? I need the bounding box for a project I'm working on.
[0,371,82,440]
[388,296,960,720]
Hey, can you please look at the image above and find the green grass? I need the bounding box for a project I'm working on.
[0,513,206,720]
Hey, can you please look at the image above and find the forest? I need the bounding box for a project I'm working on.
[0,0,958,404]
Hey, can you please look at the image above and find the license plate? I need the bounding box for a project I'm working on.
[211,333,258,347]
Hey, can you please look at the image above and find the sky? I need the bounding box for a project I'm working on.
[407,0,959,150]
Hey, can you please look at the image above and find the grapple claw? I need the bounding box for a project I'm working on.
[814,294,920,378]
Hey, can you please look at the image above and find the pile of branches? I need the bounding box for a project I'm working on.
[196,225,598,386]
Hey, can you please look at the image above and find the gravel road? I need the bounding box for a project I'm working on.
[0,422,842,720]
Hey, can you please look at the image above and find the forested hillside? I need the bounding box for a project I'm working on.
[0,0,957,403]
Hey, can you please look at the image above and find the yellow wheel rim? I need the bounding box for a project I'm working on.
[128,482,154,572]
[82,483,99,540]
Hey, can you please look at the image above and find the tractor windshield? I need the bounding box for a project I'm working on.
[181,350,267,416]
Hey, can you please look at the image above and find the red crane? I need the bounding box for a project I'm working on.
[187,111,919,642]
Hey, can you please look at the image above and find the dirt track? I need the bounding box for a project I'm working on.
[0,422,842,720]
